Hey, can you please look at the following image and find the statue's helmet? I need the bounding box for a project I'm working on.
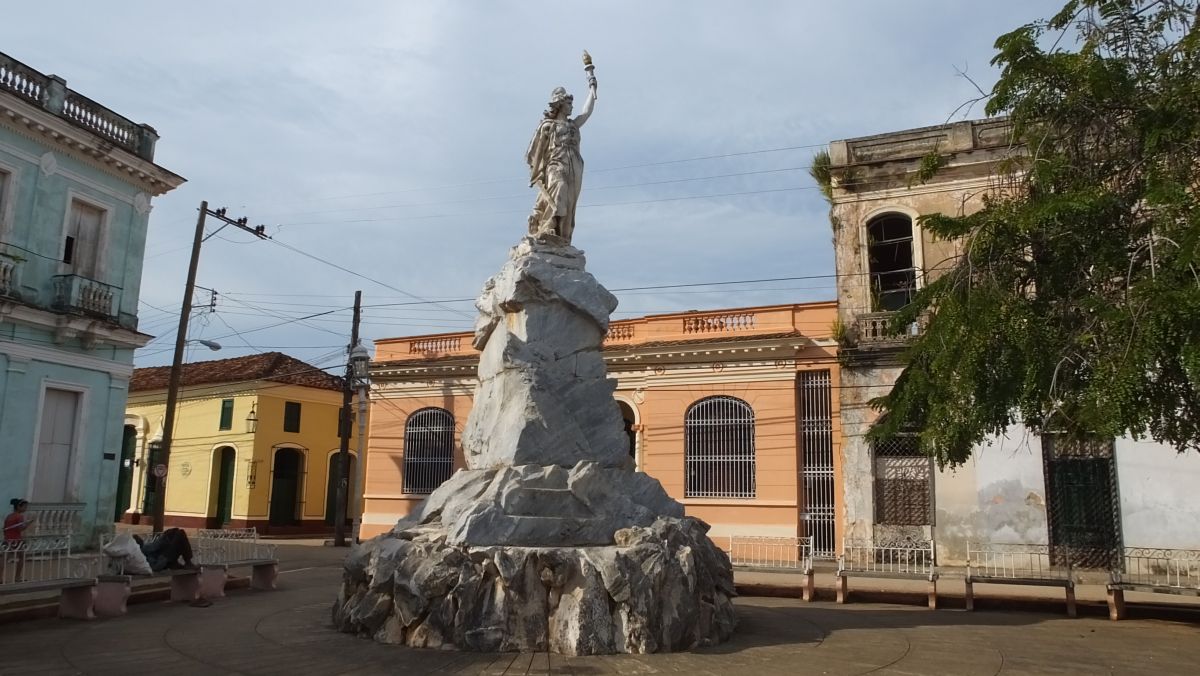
[549,87,574,105]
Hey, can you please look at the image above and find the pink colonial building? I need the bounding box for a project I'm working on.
[359,301,847,560]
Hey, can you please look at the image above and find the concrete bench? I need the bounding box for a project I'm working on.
[2,536,97,619]
[95,568,204,616]
[965,542,1076,617]
[837,537,938,608]
[727,535,816,601]
[195,559,279,598]
[1107,547,1200,620]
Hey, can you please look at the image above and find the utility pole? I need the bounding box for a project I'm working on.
[333,290,362,546]
[152,202,269,533]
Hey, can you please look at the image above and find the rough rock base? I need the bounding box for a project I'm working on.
[333,517,737,654]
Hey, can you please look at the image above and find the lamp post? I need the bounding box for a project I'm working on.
[332,292,363,547]
[349,343,370,543]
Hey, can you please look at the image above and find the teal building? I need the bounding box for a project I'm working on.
[0,52,184,544]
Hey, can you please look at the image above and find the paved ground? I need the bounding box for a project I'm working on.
[2,544,1199,675]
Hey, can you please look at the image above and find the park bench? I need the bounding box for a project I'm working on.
[837,536,938,608]
[727,535,815,600]
[965,542,1076,617]
[95,532,209,615]
[193,528,279,597]
[1,535,97,619]
[1107,547,1200,620]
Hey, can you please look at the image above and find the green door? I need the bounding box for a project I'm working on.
[114,426,137,522]
[215,447,236,526]
[1044,435,1122,569]
[269,449,302,526]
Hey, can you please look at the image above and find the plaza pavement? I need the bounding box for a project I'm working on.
[1,541,1199,675]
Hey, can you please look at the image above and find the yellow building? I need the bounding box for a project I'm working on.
[122,352,360,534]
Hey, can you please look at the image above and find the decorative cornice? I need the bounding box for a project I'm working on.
[0,95,184,196]
[0,300,149,348]
[0,335,133,378]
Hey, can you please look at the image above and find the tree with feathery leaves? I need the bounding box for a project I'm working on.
[870,0,1200,466]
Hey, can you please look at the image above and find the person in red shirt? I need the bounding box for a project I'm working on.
[3,498,35,583]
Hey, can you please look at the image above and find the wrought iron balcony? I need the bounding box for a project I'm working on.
[52,274,119,321]
[0,256,20,299]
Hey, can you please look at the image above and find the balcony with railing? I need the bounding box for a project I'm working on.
[1,51,157,161]
[373,302,839,364]
[0,256,21,299]
[52,274,120,322]
[854,310,922,346]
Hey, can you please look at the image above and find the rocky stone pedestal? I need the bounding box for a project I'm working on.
[333,236,737,653]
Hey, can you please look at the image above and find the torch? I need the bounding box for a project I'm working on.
[583,50,597,95]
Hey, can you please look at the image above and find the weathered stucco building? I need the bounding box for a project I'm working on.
[826,119,1200,566]
[360,302,844,557]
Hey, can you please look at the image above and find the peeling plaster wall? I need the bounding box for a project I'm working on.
[934,425,1049,565]
[1115,439,1200,550]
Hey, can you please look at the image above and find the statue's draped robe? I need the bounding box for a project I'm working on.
[526,118,583,242]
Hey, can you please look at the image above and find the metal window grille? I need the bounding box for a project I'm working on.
[873,435,932,526]
[402,407,455,494]
[1042,433,1122,569]
[798,370,836,558]
[684,396,755,498]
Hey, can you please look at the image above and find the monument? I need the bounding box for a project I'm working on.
[332,53,737,655]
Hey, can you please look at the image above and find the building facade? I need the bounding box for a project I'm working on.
[125,352,360,534]
[826,119,1200,565]
[0,52,185,544]
[360,302,844,557]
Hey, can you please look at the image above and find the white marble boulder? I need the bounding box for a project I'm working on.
[463,237,629,470]
[332,516,738,654]
[334,235,738,654]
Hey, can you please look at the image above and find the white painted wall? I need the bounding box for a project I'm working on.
[934,424,1050,564]
[1115,438,1200,550]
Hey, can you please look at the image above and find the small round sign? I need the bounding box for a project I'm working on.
[153,463,168,478]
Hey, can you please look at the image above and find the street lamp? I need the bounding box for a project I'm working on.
[192,339,222,351]
[245,404,259,433]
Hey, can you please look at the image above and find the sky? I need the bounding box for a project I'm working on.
[4,0,1052,372]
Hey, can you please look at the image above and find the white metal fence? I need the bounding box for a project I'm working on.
[195,528,277,564]
[1114,548,1200,590]
[0,536,92,586]
[967,542,1073,580]
[728,535,813,571]
[839,537,936,578]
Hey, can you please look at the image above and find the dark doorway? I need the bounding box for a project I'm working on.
[324,453,355,526]
[213,447,236,526]
[115,425,136,522]
[269,448,303,526]
[617,402,637,462]
[141,441,162,514]
[1043,435,1122,569]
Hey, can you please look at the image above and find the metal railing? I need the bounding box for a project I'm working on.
[25,502,85,538]
[967,542,1073,581]
[728,535,812,572]
[1113,547,1200,590]
[0,257,20,298]
[52,274,119,320]
[194,528,277,564]
[0,535,93,586]
[839,537,936,579]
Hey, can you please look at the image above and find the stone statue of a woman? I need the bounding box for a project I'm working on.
[525,53,598,244]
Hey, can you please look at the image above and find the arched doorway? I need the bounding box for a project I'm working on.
[617,401,638,463]
[210,447,236,527]
[324,453,355,526]
[115,425,137,522]
[269,448,304,526]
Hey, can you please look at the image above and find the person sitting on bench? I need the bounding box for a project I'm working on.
[134,528,197,572]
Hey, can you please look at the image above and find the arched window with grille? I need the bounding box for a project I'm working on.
[402,407,455,494]
[685,396,756,498]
